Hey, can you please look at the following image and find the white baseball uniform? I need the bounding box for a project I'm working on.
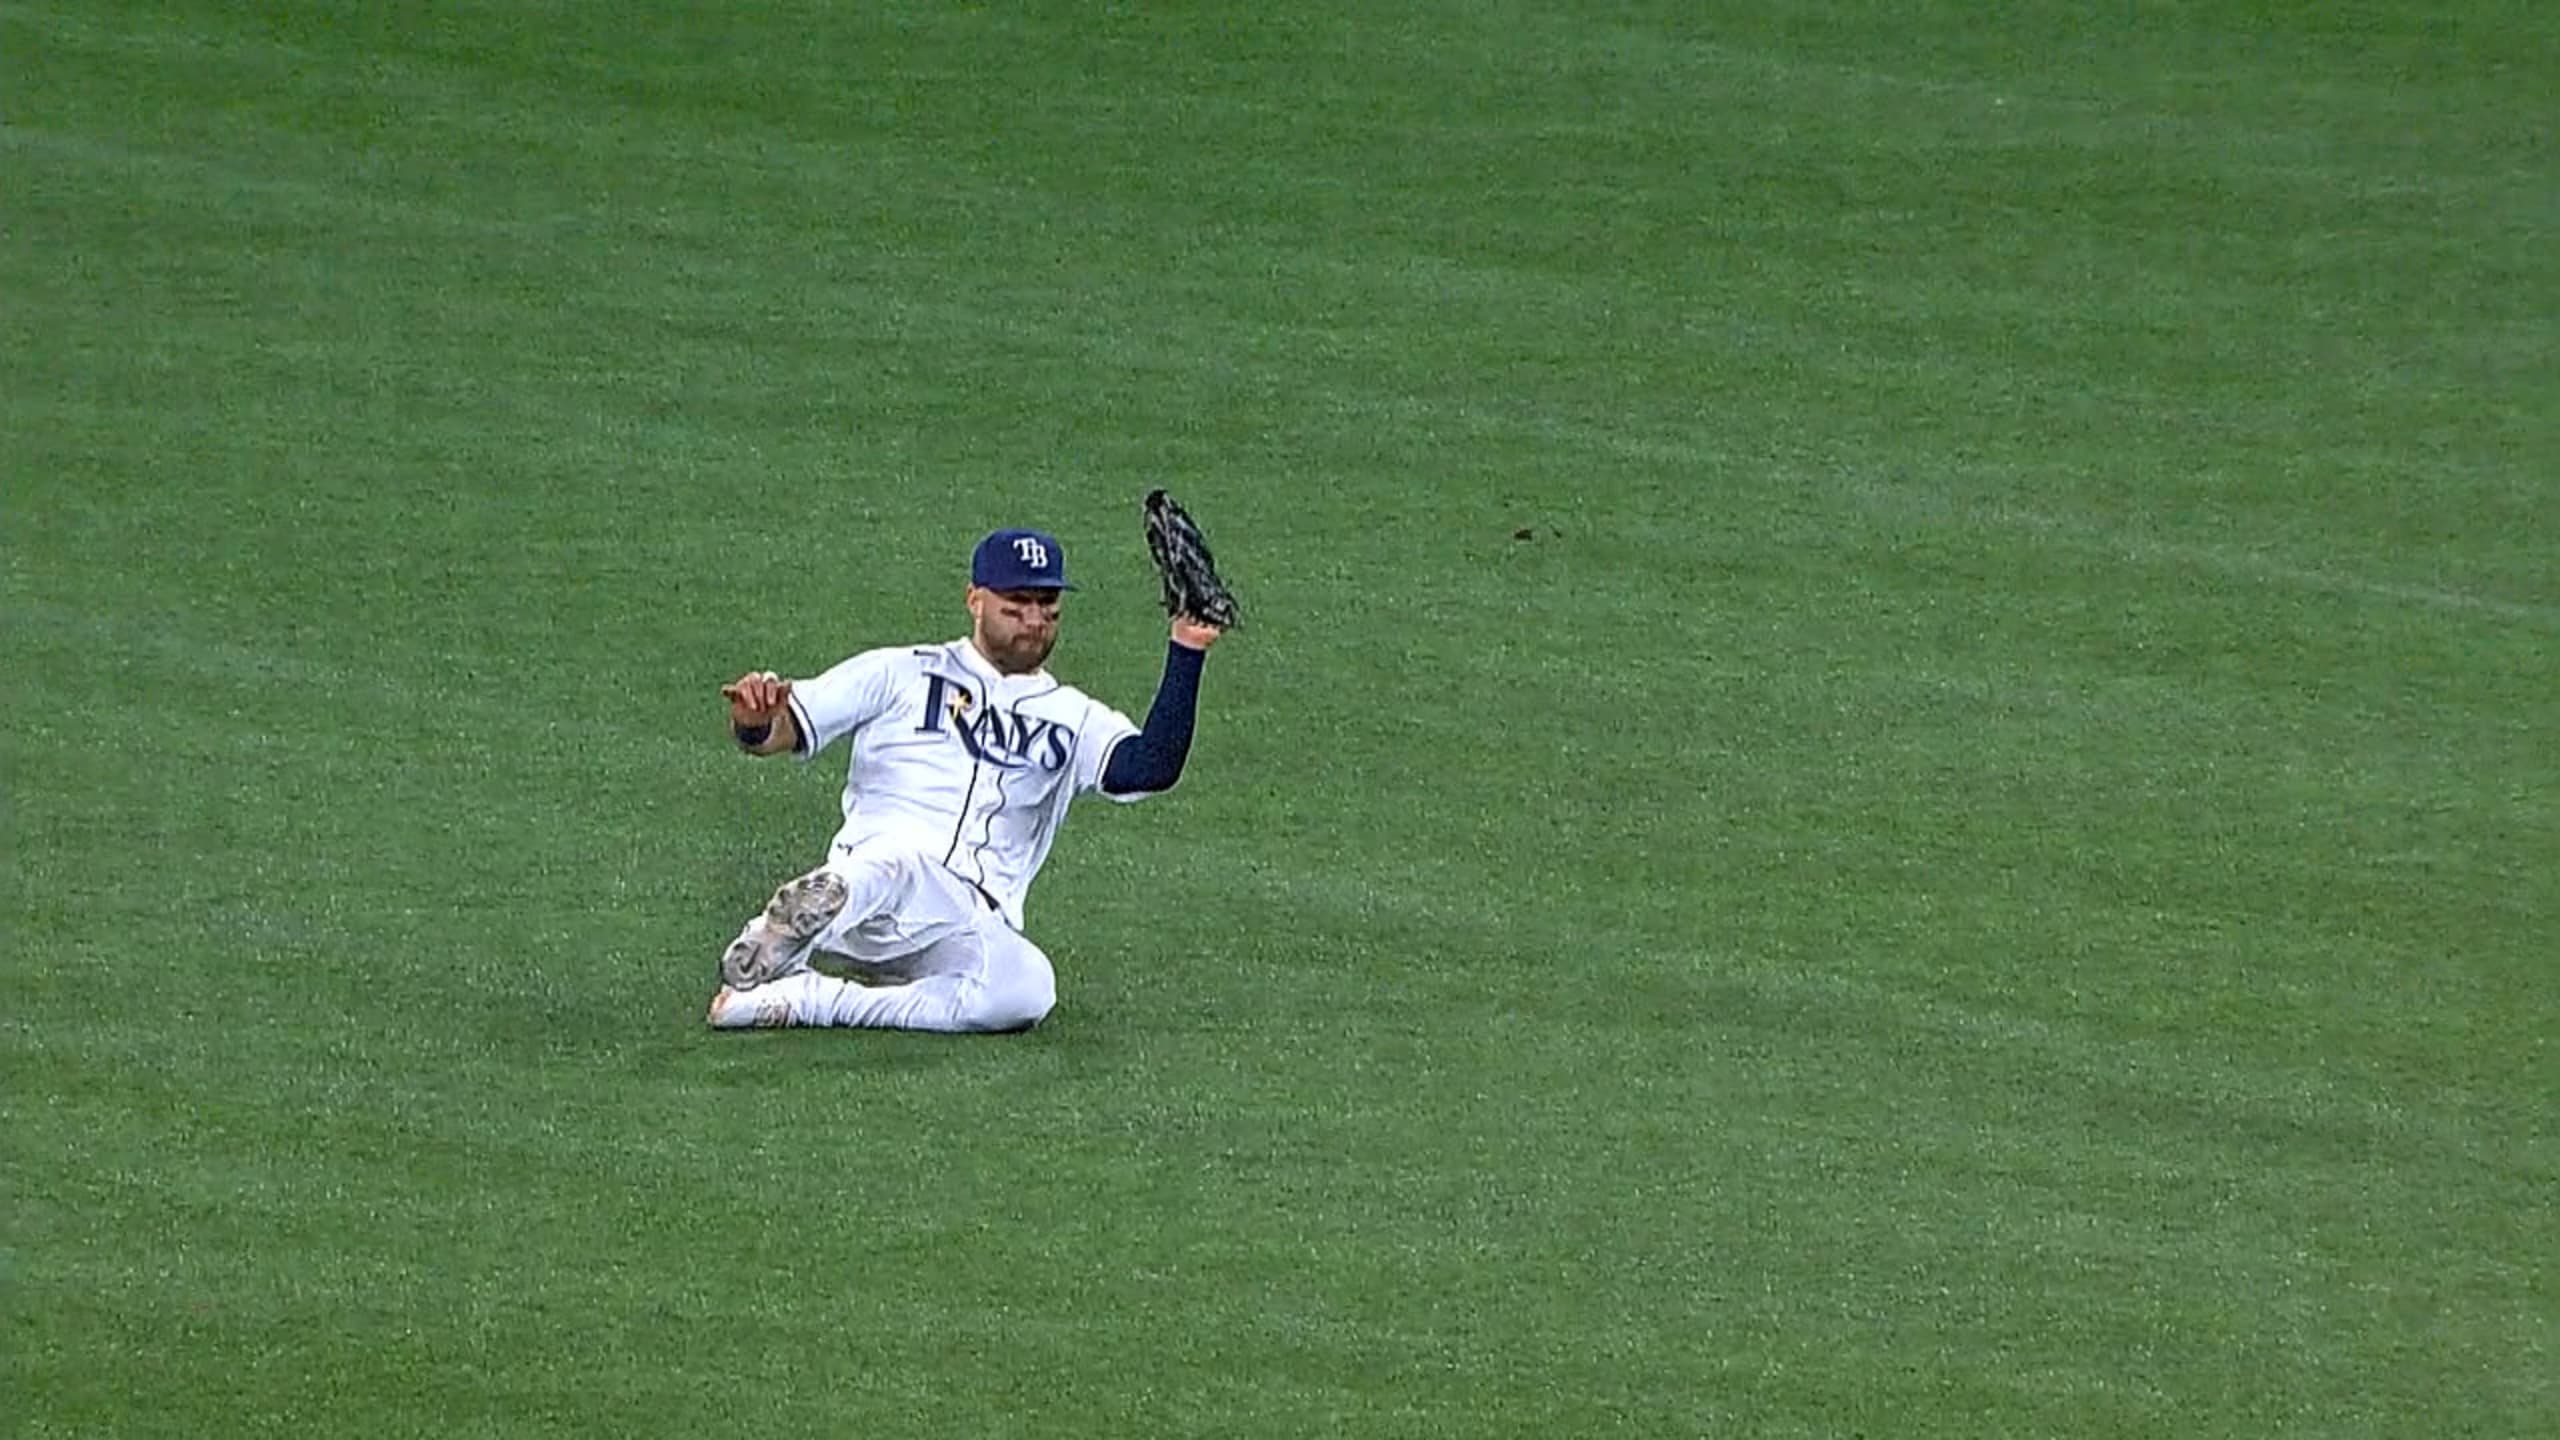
[709,637,1156,1033]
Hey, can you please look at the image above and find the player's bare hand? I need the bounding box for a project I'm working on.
[1170,617,1224,651]
[721,670,792,724]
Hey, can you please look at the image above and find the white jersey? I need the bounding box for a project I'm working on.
[784,638,1152,931]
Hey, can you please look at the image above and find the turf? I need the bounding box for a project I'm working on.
[4,2,2552,1435]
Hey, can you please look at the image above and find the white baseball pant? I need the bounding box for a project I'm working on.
[710,842,1057,1033]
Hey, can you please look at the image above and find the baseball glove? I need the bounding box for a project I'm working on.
[1143,488,1241,628]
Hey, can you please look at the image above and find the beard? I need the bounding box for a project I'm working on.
[993,629,1055,673]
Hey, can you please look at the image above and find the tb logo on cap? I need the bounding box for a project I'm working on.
[972,527,1075,590]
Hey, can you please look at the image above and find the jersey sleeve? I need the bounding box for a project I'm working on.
[1072,696,1148,802]
[786,649,902,758]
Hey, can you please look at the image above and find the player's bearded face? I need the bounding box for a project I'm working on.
[970,587,1062,673]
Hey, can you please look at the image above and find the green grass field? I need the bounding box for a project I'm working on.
[5,2,2553,1435]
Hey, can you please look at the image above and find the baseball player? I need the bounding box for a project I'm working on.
[706,526,1222,1033]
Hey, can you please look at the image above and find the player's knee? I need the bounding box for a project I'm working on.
[967,967,1056,1033]
[824,846,898,892]
[982,982,1056,1034]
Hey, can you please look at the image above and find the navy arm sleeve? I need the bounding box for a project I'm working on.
[1100,642,1208,795]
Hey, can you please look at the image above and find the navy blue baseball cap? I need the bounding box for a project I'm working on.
[971,528,1076,591]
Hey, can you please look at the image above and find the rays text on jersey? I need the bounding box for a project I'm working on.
[915,674,1074,771]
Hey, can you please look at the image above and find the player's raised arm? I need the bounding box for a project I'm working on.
[1102,489,1236,796]
[720,670,802,756]
[1100,633,1214,796]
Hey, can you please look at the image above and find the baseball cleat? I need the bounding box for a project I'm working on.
[720,868,849,990]
[705,985,795,1029]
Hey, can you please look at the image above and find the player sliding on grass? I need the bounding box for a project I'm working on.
[707,500,1239,1033]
